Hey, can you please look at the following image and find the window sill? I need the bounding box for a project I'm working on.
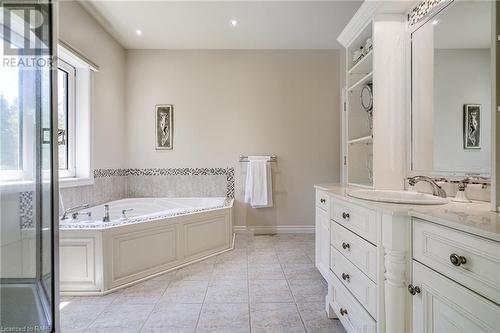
[0,176,94,192]
[59,177,94,188]
[0,180,35,193]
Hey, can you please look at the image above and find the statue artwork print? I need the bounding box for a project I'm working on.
[463,104,481,150]
[155,104,173,150]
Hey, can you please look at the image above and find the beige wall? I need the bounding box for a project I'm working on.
[125,50,341,228]
[59,1,126,169]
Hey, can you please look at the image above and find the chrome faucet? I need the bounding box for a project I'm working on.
[62,204,89,220]
[72,211,92,220]
[102,204,110,222]
[121,208,133,220]
[408,176,447,198]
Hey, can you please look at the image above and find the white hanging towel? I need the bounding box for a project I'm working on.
[244,156,273,208]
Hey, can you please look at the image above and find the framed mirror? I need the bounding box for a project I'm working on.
[411,0,494,178]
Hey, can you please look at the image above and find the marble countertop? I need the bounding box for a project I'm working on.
[315,183,500,242]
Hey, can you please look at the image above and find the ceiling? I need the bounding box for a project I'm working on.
[433,1,491,49]
[79,1,363,49]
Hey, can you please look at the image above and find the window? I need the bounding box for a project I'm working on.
[1,42,93,187]
[57,60,76,178]
[57,44,93,187]
[0,65,22,177]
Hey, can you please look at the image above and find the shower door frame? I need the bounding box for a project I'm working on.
[1,1,60,331]
[47,1,60,331]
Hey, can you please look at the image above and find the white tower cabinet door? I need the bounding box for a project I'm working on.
[411,262,500,333]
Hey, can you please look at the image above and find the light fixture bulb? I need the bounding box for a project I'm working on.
[136,29,142,35]
[230,19,238,27]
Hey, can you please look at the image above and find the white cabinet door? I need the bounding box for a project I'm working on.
[316,207,330,280]
[412,261,500,333]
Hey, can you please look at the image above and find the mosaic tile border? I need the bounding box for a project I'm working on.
[93,169,128,178]
[408,0,446,26]
[60,198,234,230]
[19,191,34,229]
[93,167,235,198]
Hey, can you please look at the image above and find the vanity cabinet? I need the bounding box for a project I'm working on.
[411,261,500,333]
[410,219,500,333]
[413,219,500,304]
[327,195,383,332]
[317,187,398,333]
[316,185,500,333]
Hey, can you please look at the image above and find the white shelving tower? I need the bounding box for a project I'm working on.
[338,2,408,190]
[344,21,374,187]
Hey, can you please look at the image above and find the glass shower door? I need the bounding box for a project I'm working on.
[0,2,57,331]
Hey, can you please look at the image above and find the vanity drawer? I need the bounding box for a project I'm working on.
[331,221,377,282]
[413,218,500,304]
[330,246,377,319]
[331,199,377,244]
[330,273,376,333]
[315,190,330,213]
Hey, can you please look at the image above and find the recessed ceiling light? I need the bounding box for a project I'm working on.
[432,20,439,25]
[136,29,142,35]
[230,19,238,27]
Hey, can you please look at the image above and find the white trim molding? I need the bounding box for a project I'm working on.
[337,1,379,48]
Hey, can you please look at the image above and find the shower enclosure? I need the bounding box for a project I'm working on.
[1,2,58,331]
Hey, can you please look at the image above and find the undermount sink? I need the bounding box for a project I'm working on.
[348,189,448,205]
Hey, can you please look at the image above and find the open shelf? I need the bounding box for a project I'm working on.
[348,49,373,75]
[348,135,373,145]
[348,72,372,92]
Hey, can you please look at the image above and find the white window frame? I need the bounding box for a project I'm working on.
[1,43,94,189]
[57,44,93,188]
[57,59,76,179]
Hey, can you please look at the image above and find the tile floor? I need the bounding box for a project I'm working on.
[60,233,346,333]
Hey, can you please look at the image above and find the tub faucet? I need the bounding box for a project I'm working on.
[103,204,110,222]
[62,204,89,220]
[121,209,134,220]
[408,176,447,198]
[72,211,92,220]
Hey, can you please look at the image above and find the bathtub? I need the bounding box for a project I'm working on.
[59,197,233,295]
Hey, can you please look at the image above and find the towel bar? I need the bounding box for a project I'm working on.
[239,155,277,162]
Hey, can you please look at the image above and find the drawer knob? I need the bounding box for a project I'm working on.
[408,284,421,295]
[341,273,350,281]
[342,212,350,220]
[340,308,348,316]
[449,253,467,267]
[342,242,350,250]
[320,198,326,203]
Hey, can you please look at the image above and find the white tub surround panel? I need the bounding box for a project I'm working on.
[316,183,500,333]
[60,201,233,295]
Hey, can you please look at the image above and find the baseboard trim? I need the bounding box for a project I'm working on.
[233,225,314,234]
